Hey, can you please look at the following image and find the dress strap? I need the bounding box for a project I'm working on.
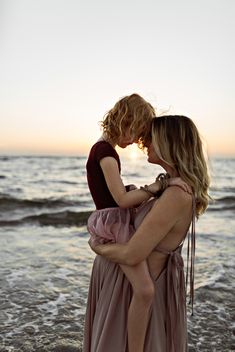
[155,244,183,256]
[185,195,196,315]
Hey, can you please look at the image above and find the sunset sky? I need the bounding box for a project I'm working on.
[1,0,235,157]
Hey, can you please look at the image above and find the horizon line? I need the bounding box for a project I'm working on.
[0,152,234,159]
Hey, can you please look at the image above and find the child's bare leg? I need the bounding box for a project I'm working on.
[120,261,154,352]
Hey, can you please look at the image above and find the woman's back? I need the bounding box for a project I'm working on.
[145,187,193,279]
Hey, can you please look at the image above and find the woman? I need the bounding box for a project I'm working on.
[85,94,190,352]
[85,115,210,351]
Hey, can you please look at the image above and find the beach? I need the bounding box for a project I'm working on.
[0,155,234,351]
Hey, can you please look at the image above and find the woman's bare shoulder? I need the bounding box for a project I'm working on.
[168,185,192,200]
[156,185,192,211]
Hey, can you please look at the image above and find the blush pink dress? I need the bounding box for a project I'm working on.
[83,198,195,352]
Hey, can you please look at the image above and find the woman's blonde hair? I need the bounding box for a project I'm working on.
[101,94,155,148]
[151,115,210,216]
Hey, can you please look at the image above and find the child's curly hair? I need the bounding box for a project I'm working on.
[101,94,155,148]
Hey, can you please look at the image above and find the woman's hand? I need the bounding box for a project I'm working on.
[88,238,105,255]
[168,177,192,194]
[89,238,129,264]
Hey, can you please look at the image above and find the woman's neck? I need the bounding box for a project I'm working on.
[159,161,179,178]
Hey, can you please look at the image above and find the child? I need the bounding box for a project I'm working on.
[86,94,187,352]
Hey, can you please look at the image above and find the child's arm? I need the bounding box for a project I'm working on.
[100,156,162,208]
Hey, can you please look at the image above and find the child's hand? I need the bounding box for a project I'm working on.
[169,177,192,194]
[125,184,137,191]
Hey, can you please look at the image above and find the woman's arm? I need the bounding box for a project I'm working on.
[90,187,191,265]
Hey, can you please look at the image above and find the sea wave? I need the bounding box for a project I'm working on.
[0,194,88,210]
[208,196,235,212]
[0,156,10,161]
[1,194,235,211]
[1,194,235,228]
[0,210,93,227]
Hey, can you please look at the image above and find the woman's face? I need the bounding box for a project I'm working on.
[147,143,162,164]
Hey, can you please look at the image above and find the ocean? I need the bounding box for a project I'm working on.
[0,155,234,352]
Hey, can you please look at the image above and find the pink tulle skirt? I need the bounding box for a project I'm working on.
[87,199,156,246]
[87,207,135,246]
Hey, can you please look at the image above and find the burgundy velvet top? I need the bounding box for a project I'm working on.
[86,140,121,209]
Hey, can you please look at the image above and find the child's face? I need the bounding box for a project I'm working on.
[117,128,137,148]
